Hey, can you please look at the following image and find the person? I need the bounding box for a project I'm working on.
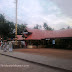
[9,41,13,52]
[0,42,1,50]
[21,41,25,48]
[3,41,7,52]
[25,41,27,48]
[52,40,55,48]
[1,41,3,50]
[7,41,9,50]
[23,41,25,48]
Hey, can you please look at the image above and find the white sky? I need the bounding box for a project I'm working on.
[0,0,72,30]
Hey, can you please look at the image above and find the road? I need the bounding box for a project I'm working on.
[14,48,72,59]
[0,54,68,72]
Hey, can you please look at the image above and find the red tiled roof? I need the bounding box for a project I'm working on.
[17,35,23,40]
[25,28,72,40]
[16,28,72,40]
[43,29,72,39]
[25,28,45,40]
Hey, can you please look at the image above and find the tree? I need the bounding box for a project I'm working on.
[34,24,41,29]
[0,14,5,35]
[60,28,65,30]
[17,24,27,34]
[43,23,53,30]
[0,14,15,39]
[60,26,71,30]
[67,26,71,29]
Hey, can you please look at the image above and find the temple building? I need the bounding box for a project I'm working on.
[16,28,72,49]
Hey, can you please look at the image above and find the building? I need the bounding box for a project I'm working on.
[17,28,72,49]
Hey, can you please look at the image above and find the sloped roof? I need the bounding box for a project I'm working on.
[25,28,72,40]
[25,28,45,40]
[47,29,72,38]
[17,35,23,40]
[16,28,72,40]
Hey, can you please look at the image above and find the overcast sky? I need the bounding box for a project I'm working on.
[0,0,72,30]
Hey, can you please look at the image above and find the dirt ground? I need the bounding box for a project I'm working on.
[14,48,72,59]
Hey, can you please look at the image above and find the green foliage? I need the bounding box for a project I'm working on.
[17,24,27,34]
[60,26,71,30]
[0,14,15,39]
[43,23,53,30]
[34,24,41,29]
[67,26,71,29]
[0,14,27,39]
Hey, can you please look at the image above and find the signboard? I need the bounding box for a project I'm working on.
[46,39,50,40]
[23,32,28,34]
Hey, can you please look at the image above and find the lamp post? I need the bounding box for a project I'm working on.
[15,0,18,45]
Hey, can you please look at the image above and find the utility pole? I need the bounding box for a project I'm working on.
[15,0,18,45]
